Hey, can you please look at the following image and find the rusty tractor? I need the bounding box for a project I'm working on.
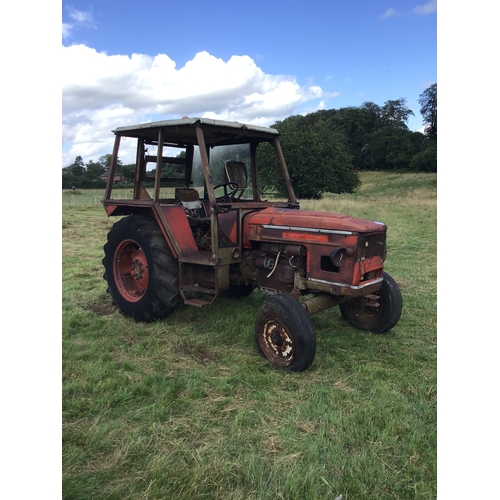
[102,118,402,372]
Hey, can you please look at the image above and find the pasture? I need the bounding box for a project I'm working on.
[62,172,437,499]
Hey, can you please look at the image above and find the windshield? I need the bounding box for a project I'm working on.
[192,143,255,200]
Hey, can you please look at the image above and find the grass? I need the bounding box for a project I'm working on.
[62,171,437,499]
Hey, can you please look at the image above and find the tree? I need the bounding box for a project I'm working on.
[62,155,85,177]
[328,106,381,169]
[409,140,437,172]
[258,115,359,199]
[120,163,136,181]
[380,98,414,129]
[418,83,437,141]
[84,160,105,179]
[99,153,123,172]
[62,155,109,188]
[361,101,383,117]
[362,125,416,171]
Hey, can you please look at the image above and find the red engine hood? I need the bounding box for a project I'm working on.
[244,207,386,233]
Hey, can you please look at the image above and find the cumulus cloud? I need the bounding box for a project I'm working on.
[62,45,330,166]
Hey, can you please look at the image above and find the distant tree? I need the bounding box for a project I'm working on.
[120,163,136,181]
[62,155,85,177]
[363,125,416,171]
[418,83,437,141]
[84,160,105,179]
[410,140,437,172]
[62,155,110,188]
[408,130,426,149]
[258,115,359,199]
[99,153,123,172]
[328,106,381,169]
[361,101,383,117]
[380,98,414,129]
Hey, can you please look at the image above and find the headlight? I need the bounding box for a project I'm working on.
[330,247,348,267]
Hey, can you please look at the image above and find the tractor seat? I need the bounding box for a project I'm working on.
[175,188,210,224]
[225,161,248,199]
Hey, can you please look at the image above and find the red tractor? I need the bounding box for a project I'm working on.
[102,118,402,372]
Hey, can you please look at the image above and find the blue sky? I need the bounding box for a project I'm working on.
[62,0,436,167]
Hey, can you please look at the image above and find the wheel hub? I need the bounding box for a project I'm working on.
[260,321,294,368]
[130,258,145,280]
[113,239,149,302]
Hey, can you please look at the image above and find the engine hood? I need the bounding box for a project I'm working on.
[244,207,386,234]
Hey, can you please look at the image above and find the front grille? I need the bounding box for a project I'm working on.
[359,232,386,259]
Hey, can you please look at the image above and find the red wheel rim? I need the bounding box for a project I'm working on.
[113,239,149,302]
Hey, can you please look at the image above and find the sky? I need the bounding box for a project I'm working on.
[62,0,437,168]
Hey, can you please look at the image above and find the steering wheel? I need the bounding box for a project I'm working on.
[214,182,239,202]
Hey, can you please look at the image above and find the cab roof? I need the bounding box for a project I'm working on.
[112,117,280,146]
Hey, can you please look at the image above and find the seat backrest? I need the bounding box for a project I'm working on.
[175,188,207,219]
[175,188,201,203]
[225,161,248,190]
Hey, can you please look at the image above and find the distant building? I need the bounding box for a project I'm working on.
[99,172,127,184]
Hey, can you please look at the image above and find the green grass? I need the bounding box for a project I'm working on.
[62,172,436,499]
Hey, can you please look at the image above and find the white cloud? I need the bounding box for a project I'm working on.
[68,7,93,24]
[380,1,436,19]
[414,0,437,15]
[62,23,72,39]
[63,7,93,43]
[300,99,328,117]
[62,45,330,166]
[381,8,397,19]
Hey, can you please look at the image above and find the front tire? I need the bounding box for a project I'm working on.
[339,271,402,333]
[255,294,316,372]
[102,215,179,321]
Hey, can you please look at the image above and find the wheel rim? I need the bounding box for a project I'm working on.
[259,320,294,368]
[113,239,149,302]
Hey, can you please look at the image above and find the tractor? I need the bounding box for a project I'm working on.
[102,117,402,372]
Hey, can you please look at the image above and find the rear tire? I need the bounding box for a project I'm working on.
[339,271,402,333]
[255,294,316,372]
[102,215,179,321]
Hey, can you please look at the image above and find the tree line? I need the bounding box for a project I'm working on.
[258,83,436,198]
[63,84,436,199]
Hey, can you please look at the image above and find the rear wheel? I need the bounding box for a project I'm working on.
[103,215,179,321]
[255,294,316,372]
[339,271,402,333]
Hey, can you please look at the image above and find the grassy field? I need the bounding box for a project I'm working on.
[62,172,437,499]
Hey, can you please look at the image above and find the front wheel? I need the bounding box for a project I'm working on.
[255,294,316,372]
[339,271,402,333]
[102,215,179,322]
